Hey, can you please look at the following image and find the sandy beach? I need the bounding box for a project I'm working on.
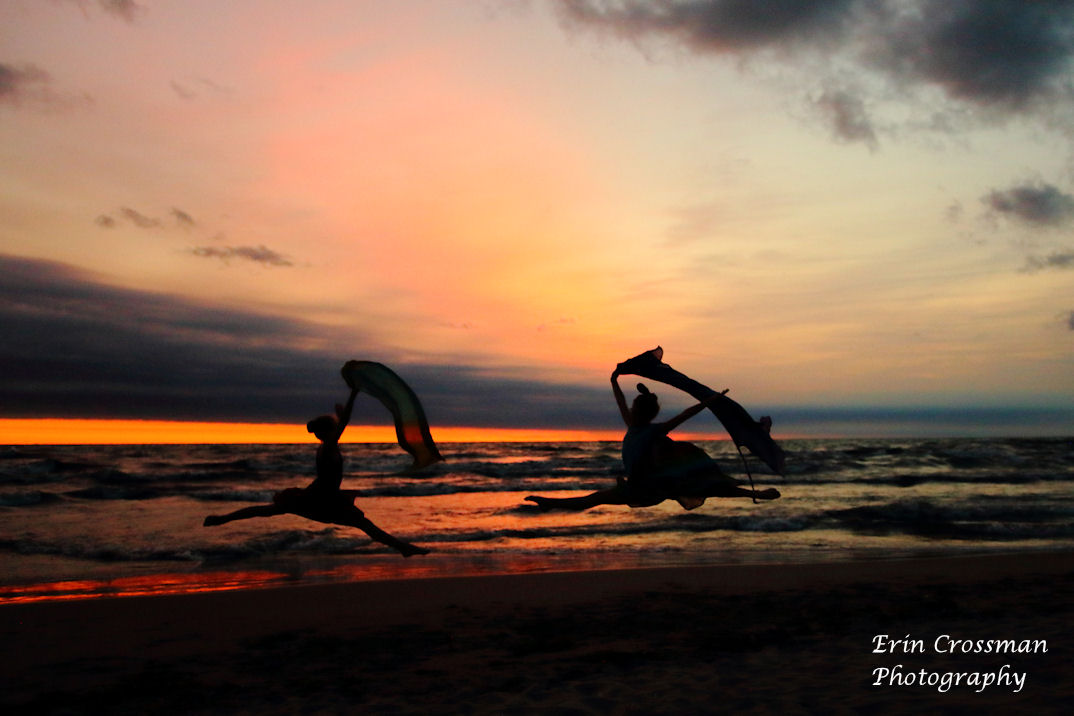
[2,551,1072,714]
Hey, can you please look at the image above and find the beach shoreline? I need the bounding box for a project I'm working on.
[3,551,1071,713]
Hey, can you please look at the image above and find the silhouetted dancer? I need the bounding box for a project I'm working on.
[204,387,428,557]
[526,368,779,511]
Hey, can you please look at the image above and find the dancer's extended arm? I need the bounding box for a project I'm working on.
[661,390,729,433]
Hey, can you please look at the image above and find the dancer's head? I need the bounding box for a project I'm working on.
[306,414,338,442]
[631,383,659,425]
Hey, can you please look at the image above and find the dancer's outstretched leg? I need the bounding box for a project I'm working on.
[525,484,661,511]
[205,493,428,557]
[331,507,429,557]
[525,492,610,511]
[525,481,778,511]
[203,503,283,526]
[688,478,780,501]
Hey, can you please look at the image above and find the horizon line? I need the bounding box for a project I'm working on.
[0,419,647,445]
[3,409,1071,445]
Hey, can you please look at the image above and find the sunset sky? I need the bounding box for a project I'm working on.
[3,1,1073,440]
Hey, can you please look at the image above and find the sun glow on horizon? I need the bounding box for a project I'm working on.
[0,419,628,445]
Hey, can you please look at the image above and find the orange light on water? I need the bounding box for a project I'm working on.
[0,570,296,604]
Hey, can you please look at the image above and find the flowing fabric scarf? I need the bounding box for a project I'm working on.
[616,346,785,476]
[341,360,444,471]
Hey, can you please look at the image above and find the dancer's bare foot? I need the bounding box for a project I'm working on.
[525,495,552,510]
[399,543,430,557]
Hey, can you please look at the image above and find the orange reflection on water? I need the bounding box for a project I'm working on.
[0,569,293,605]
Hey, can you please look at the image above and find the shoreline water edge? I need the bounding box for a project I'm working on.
[2,437,1073,602]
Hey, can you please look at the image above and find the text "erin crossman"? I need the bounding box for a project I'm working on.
[872,634,1048,654]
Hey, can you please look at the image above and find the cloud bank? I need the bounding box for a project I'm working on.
[558,1,1074,146]
[0,255,612,428]
[868,0,1074,111]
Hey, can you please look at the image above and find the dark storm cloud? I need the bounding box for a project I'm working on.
[558,1,1074,130]
[0,255,333,422]
[983,183,1074,228]
[191,245,294,267]
[559,0,859,52]
[0,254,614,428]
[1068,312,1074,330]
[869,0,1074,110]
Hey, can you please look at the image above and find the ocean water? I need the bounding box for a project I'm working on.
[1,437,1072,603]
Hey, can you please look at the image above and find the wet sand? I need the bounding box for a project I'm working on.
[2,551,1072,714]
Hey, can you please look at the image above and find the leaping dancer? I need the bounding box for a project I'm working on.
[204,363,437,557]
[527,348,781,511]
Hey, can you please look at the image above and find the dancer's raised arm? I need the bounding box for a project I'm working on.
[333,387,359,441]
[611,369,631,427]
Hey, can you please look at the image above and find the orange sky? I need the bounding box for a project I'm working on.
[3,2,1074,438]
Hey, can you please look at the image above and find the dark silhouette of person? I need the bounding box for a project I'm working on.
[203,387,429,557]
[526,368,779,511]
